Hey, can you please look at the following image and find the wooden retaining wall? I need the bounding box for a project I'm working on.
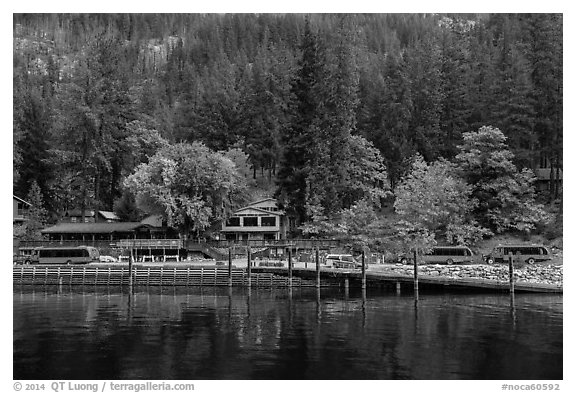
[12,265,329,287]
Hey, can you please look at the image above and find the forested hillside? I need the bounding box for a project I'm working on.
[13,13,562,244]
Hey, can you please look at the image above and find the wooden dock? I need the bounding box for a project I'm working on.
[251,267,563,293]
[12,265,562,293]
[12,265,335,288]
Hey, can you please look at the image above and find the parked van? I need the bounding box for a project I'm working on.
[399,246,474,265]
[485,245,551,265]
[14,247,35,264]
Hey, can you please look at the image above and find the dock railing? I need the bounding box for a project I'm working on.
[18,238,347,254]
[185,239,344,249]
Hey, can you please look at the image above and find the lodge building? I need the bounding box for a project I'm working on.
[38,199,288,242]
[40,222,176,242]
[220,198,287,241]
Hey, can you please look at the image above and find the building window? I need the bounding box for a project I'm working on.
[243,217,258,226]
[71,217,77,223]
[226,217,240,227]
[17,203,28,216]
[261,217,276,227]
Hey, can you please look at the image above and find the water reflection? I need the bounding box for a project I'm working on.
[362,288,367,329]
[510,292,517,329]
[14,286,562,380]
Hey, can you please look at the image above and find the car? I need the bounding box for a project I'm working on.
[99,255,118,263]
[324,254,363,269]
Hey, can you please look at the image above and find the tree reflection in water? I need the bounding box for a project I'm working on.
[13,286,562,380]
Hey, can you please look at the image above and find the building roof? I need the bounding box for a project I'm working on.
[41,222,152,234]
[13,195,31,206]
[233,206,283,216]
[535,168,563,181]
[140,214,163,227]
[247,197,277,206]
[98,210,120,220]
[65,209,95,217]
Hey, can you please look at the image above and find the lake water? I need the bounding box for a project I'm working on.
[13,285,562,380]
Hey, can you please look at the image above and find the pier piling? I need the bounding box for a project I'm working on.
[315,248,320,288]
[413,249,419,301]
[288,248,293,287]
[247,242,252,287]
[129,248,134,288]
[508,252,515,293]
[361,250,367,290]
[228,247,233,287]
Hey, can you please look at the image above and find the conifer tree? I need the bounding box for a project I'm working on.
[276,17,322,224]
[13,85,53,204]
[237,43,293,180]
[13,13,563,228]
[359,51,413,188]
[490,41,536,169]
[405,35,444,161]
[439,23,473,159]
[526,13,562,200]
[23,180,48,241]
[466,22,497,132]
[305,15,360,217]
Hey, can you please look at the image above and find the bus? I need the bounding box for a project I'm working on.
[399,246,474,265]
[31,246,100,265]
[485,245,551,265]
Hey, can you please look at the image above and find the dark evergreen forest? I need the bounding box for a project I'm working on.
[13,13,562,241]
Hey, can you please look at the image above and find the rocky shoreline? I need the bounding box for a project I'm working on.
[378,263,563,287]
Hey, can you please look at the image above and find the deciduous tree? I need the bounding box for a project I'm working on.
[454,126,552,233]
[124,142,249,237]
[394,154,488,245]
